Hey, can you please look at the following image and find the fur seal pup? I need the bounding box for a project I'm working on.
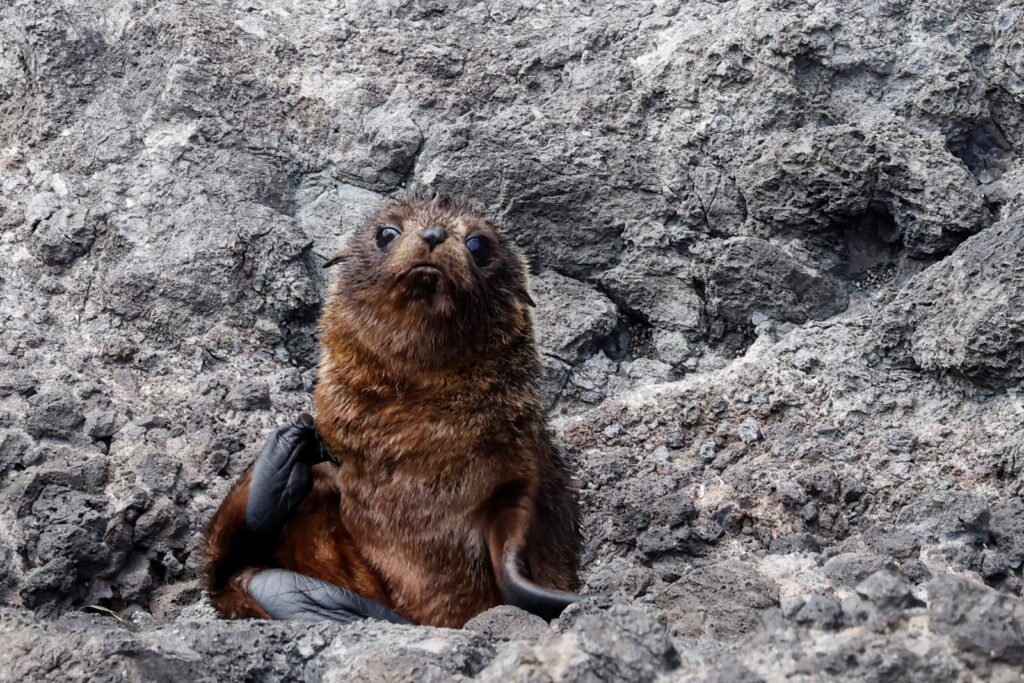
[203,191,583,627]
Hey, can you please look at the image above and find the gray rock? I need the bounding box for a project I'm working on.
[24,387,84,439]
[477,603,680,683]
[654,562,778,641]
[884,218,1024,388]
[600,251,704,335]
[928,575,1024,666]
[83,410,118,440]
[894,491,991,544]
[769,533,822,554]
[856,569,925,613]
[225,380,272,412]
[532,270,619,363]
[650,329,695,369]
[989,498,1024,568]
[707,237,848,333]
[637,525,691,559]
[0,429,31,475]
[464,605,552,642]
[794,594,844,630]
[1,0,1023,677]
[25,192,97,265]
[823,552,888,587]
[0,609,353,681]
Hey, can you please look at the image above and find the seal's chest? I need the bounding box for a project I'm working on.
[339,462,495,533]
[339,470,496,611]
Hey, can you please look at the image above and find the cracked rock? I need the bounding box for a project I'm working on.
[2,0,1024,679]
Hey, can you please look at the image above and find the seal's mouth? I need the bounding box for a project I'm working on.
[399,263,448,302]
[403,263,444,278]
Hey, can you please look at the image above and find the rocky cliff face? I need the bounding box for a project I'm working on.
[1,0,1023,680]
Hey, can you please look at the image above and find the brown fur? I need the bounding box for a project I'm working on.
[204,191,581,627]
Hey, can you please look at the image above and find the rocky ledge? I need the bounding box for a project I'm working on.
[1,0,1023,680]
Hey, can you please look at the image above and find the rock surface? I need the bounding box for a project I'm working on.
[1,0,1023,680]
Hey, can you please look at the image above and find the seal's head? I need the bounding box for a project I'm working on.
[323,190,535,368]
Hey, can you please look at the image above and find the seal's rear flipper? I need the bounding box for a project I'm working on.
[501,552,586,620]
[488,504,587,620]
[248,569,412,624]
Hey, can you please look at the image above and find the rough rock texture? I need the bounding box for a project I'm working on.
[2,0,1024,680]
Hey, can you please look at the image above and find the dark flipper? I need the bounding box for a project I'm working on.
[205,413,356,621]
[240,418,407,625]
[501,552,586,621]
[245,413,327,538]
[488,504,587,620]
[248,569,413,624]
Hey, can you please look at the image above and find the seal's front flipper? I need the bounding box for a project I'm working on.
[247,569,413,624]
[488,504,587,621]
[245,413,328,539]
[205,414,339,618]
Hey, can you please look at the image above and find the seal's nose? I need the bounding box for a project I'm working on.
[421,226,446,251]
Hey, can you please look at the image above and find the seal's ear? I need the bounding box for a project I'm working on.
[323,251,349,268]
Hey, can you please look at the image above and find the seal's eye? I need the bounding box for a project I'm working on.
[465,235,492,267]
[375,225,401,250]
